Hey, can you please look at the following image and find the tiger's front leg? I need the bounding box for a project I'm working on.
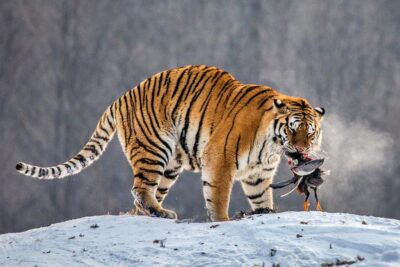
[241,175,274,212]
[201,161,236,222]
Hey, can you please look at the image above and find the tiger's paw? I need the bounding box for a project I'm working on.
[149,207,177,219]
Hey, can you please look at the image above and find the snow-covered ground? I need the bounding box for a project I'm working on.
[0,212,399,267]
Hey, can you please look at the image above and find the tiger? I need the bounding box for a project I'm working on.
[16,65,325,221]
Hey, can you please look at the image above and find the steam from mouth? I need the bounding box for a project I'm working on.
[319,114,394,215]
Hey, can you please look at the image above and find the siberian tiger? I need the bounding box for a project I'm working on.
[16,65,325,221]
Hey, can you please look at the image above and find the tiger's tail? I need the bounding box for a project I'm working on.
[16,103,117,179]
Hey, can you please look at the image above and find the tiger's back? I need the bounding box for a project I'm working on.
[16,65,325,221]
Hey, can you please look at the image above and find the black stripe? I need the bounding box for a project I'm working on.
[257,140,267,164]
[84,145,100,157]
[124,93,133,142]
[246,189,266,200]
[243,90,269,107]
[99,123,109,136]
[56,166,62,176]
[157,187,168,194]
[106,112,114,130]
[252,200,265,205]
[73,154,87,168]
[63,163,72,173]
[213,79,236,114]
[118,97,127,142]
[156,71,164,97]
[31,166,36,176]
[143,181,158,186]
[243,178,265,186]
[128,90,137,137]
[171,67,190,98]
[93,133,109,142]
[202,181,215,187]
[171,70,196,123]
[134,172,150,182]
[135,84,152,136]
[91,139,104,151]
[68,160,77,168]
[263,167,275,172]
[227,85,259,114]
[164,173,178,180]
[257,95,274,109]
[136,158,165,168]
[150,76,161,129]
[235,135,241,170]
[138,167,163,176]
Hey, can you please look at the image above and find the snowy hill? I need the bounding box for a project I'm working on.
[0,212,399,267]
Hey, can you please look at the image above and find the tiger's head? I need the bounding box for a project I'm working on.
[272,97,325,154]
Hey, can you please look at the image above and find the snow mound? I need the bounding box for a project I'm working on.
[1,212,399,266]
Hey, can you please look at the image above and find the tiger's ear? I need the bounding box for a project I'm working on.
[314,107,325,120]
[273,99,288,114]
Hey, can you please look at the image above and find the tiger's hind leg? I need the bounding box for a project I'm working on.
[129,145,177,219]
[156,156,183,205]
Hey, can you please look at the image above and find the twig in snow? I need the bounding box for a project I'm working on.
[270,248,277,257]
[153,239,166,248]
[90,224,99,229]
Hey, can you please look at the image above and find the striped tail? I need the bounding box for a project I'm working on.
[16,104,116,179]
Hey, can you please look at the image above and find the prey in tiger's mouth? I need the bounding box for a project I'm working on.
[270,150,330,211]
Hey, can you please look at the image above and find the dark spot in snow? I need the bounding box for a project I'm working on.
[199,242,204,245]
[79,234,84,237]
[362,221,368,225]
[81,248,88,252]
[174,248,178,251]
[321,258,358,266]
[270,248,277,256]
[42,250,51,254]
[272,263,280,267]
[201,252,206,255]
[329,244,333,249]
[175,219,193,224]
[210,224,219,229]
[300,221,308,224]
[90,224,99,229]
[357,255,365,261]
[296,234,303,238]
[153,239,166,248]
[68,236,75,240]
[234,244,238,247]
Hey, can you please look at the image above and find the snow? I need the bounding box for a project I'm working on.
[1,212,399,266]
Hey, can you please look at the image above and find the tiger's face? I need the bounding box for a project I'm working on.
[273,98,325,154]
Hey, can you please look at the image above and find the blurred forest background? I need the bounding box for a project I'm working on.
[1,0,399,234]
